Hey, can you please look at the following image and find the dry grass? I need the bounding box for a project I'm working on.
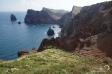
[0,46,112,74]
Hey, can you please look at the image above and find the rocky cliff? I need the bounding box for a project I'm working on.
[60,1,112,58]
[58,6,82,28]
[61,1,112,40]
[24,9,56,24]
[42,7,69,20]
[20,1,112,59]
[29,1,112,59]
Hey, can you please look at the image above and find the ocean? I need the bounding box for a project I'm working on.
[0,12,61,60]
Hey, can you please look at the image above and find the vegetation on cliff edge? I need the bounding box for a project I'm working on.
[0,46,112,74]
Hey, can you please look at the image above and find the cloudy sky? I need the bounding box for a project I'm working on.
[0,0,111,11]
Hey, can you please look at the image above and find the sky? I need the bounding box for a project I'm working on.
[0,0,111,11]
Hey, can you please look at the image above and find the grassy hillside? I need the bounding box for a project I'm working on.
[0,46,112,74]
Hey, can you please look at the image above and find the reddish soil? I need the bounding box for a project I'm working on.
[74,33,112,60]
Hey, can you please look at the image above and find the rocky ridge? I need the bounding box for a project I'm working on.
[60,1,112,58]
[24,9,56,24]
[42,7,69,20]
[58,6,82,28]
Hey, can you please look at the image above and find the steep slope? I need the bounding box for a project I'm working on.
[61,1,112,40]
[24,9,56,24]
[60,1,112,58]
[42,7,69,20]
[0,48,112,74]
[58,6,82,28]
[71,5,82,17]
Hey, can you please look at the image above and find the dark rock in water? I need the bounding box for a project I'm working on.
[53,26,55,28]
[47,27,55,36]
[24,9,56,24]
[10,14,17,21]
[18,21,21,24]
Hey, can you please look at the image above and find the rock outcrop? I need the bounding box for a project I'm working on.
[10,14,17,21]
[18,50,29,57]
[18,48,37,57]
[58,6,82,28]
[38,37,61,52]
[42,7,69,20]
[47,27,55,36]
[24,9,56,24]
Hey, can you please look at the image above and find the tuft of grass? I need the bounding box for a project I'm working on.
[0,46,112,74]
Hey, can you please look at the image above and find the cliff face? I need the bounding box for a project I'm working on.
[60,1,112,58]
[24,9,56,24]
[61,1,112,40]
[42,7,69,20]
[58,6,82,28]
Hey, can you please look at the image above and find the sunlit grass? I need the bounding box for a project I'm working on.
[0,46,112,74]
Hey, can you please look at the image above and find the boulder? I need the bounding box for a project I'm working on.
[47,27,55,36]
[18,50,29,57]
[10,14,17,21]
[31,48,37,53]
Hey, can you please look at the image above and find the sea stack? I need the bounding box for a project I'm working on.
[18,21,21,24]
[47,27,55,36]
[10,14,17,21]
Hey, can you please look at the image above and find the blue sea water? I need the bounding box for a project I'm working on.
[0,12,61,60]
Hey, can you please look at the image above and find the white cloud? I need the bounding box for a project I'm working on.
[0,0,111,11]
[18,0,39,10]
